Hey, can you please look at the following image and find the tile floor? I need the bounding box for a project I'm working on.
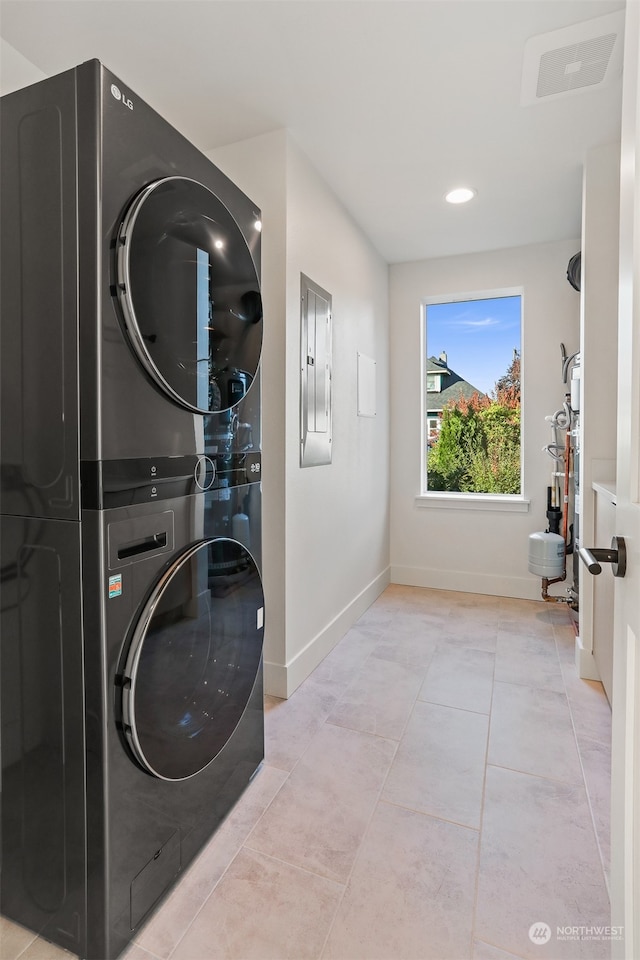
[1,585,613,960]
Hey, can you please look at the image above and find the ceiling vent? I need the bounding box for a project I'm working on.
[521,10,625,106]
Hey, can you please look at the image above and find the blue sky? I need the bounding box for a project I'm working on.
[426,295,521,396]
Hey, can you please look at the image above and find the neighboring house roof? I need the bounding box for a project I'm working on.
[426,355,485,413]
[426,356,451,376]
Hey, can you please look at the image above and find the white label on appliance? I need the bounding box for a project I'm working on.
[257,607,264,630]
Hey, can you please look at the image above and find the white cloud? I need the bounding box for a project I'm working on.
[458,316,499,328]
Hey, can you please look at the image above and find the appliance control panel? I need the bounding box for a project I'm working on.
[81,453,262,508]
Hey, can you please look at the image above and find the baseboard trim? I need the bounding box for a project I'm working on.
[390,564,542,601]
[575,634,602,681]
[263,659,288,700]
[265,566,391,699]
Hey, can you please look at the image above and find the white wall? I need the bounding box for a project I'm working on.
[0,39,45,94]
[389,240,581,600]
[283,138,390,693]
[211,133,390,697]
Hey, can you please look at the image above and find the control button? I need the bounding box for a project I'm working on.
[244,452,262,484]
[195,456,216,491]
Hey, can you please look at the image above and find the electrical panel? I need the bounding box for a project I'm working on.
[300,274,332,467]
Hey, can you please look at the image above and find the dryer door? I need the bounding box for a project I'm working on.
[116,177,262,414]
[121,537,264,781]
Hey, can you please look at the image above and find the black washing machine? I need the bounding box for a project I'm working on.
[1,61,264,959]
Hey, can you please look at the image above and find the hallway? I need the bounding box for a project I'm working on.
[2,585,613,960]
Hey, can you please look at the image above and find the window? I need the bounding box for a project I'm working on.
[422,290,522,496]
[426,416,441,448]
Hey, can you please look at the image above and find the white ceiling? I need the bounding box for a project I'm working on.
[0,0,626,263]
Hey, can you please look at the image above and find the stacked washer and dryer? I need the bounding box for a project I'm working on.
[1,61,264,959]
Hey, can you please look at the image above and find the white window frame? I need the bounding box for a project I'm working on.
[418,286,530,512]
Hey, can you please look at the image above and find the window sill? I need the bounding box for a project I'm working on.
[415,493,530,513]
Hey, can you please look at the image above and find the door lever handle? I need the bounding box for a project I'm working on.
[579,536,626,578]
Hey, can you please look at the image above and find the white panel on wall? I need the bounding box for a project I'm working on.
[357,353,376,417]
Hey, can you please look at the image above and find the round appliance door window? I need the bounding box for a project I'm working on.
[122,538,264,781]
[116,176,262,414]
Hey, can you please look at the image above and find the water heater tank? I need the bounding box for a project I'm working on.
[528,531,565,577]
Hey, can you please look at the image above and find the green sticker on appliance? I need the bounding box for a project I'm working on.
[108,574,122,598]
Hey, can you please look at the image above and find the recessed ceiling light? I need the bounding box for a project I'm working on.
[214,239,224,249]
[445,187,477,204]
[254,219,262,232]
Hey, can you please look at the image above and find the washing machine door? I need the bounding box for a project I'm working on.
[121,537,264,781]
[116,177,262,414]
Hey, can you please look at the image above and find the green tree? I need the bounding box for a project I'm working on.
[472,403,520,493]
[427,403,485,491]
[493,350,520,408]
[427,353,521,494]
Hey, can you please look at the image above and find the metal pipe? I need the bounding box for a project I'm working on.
[562,351,579,384]
[541,574,569,603]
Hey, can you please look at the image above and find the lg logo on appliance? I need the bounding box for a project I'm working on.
[110,84,134,110]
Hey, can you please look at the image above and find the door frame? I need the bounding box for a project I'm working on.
[610,2,640,956]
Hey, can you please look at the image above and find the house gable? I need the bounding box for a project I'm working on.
[426,353,484,413]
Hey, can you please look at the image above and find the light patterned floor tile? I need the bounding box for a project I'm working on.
[475,765,610,959]
[383,700,488,829]
[309,629,381,691]
[264,675,343,772]
[376,584,454,614]
[553,621,578,665]
[441,617,499,652]
[498,617,555,639]
[171,848,343,960]
[576,733,611,878]
[561,667,612,746]
[450,592,502,610]
[9,937,76,960]
[246,723,396,883]
[473,940,527,960]
[495,630,564,693]
[322,801,478,960]
[489,682,583,783]
[419,644,495,714]
[378,607,448,636]
[372,628,438,670]
[122,944,162,960]
[0,917,37,960]
[448,605,500,628]
[327,655,423,739]
[497,598,552,621]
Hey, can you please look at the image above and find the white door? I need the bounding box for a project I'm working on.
[611,3,640,957]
